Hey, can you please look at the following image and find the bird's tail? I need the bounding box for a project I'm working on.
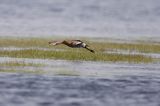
[48,41,63,46]
[85,47,95,53]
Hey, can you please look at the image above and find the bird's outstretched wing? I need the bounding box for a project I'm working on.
[71,40,83,46]
[49,40,95,53]
[73,40,83,42]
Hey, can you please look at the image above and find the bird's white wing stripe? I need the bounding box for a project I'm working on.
[75,42,82,45]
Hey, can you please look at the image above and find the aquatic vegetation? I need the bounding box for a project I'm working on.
[54,69,80,76]
[0,49,153,63]
[0,37,159,53]
[0,61,44,67]
[91,42,160,53]
[0,37,159,63]
[0,37,50,48]
[0,69,45,74]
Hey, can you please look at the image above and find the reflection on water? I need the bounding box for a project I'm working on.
[0,57,160,106]
[0,73,160,106]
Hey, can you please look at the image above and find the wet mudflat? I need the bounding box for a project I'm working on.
[0,57,160,106]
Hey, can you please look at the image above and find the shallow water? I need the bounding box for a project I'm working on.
[0,0,160,39]
[0,57,160,106]
[1,57,160,77]
[0,73,160,106]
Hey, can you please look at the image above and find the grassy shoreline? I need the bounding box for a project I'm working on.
[0,49,153,63]
[0,37,159,63]
[0,37,159,53]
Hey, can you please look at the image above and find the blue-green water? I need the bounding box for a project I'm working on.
[0,0,160,39]
[0,73,160,106]
[0,57,160,106]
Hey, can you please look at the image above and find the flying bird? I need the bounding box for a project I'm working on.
[48,40,95,53]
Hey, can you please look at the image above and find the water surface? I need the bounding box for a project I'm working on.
[0,73,160,106]
[0,57,160,106]
[0,0,160,39]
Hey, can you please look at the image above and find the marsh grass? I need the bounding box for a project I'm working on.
[0,68,81,76]
[91,42,160,53]
[0,37,159,63]
[53,69,80,76]
[0,61,44,67]
[0,37,49,48]
[0,69,45,74]
[0,37,159,53]
[0,49,153,63]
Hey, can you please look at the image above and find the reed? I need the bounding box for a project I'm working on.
[0,37,159,63]
[0,37,159,53]
[0,61,44,67]
[0,69,45,74]
[0,49,153,63]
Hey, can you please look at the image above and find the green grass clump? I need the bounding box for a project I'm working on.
[91,42,160,53]
[0,37,49,48]
[0,49,153,63]
[0,69,45,74]
[0,68,80,76]
[0,61,44,67]
[53,69,80,76]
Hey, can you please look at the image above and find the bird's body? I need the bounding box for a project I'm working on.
[49,40,95,53]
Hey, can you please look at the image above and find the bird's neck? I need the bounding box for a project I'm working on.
[54,41,63,45]
[62,41,71,46]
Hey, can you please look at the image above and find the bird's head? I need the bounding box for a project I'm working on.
[82,43,89,48]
